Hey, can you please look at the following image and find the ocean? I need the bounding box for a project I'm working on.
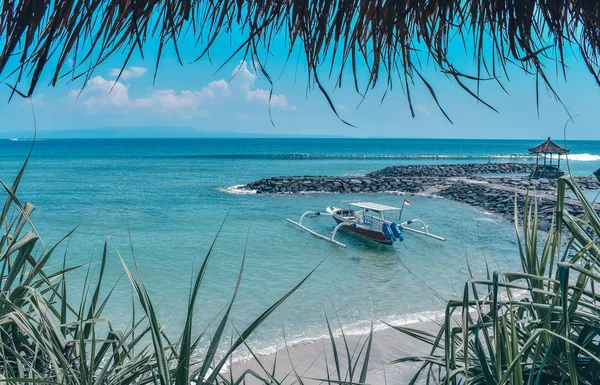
[1,138,599,359]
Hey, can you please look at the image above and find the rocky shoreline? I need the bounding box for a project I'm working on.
[241,163,600,230]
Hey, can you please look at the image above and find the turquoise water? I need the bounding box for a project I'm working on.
[1,138,599,357]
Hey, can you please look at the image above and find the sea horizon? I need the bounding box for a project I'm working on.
[5,135,600,141]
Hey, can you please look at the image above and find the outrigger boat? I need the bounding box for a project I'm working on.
[287,200,445,248]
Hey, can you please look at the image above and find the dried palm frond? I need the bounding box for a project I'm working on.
[1,1,599,119]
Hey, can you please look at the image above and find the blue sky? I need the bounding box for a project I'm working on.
[1,29,599,139]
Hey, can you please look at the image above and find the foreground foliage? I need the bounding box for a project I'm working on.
[0,152,323,384]
[2,1,600,120]
[394,170,600,384]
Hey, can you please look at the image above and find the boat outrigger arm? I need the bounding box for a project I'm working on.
[287,211,349,247]
[287,207,446,248]
[396,219,446,242]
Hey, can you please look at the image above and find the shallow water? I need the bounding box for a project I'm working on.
[1,138,599,355]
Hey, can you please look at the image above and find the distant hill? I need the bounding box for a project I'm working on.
[2,126,349,139]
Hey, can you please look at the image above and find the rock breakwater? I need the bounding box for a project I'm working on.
[246,176,453,194]
[367,163,537,178]
[241,163,600,230]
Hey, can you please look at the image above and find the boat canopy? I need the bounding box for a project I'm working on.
[350,202,402,212]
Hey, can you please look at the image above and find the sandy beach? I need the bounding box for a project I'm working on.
[227,288,531,384]
[227,317,443,384]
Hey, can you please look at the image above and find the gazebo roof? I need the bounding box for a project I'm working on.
[528,137,569,154]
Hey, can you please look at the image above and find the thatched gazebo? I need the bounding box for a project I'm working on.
[528,137,569,179]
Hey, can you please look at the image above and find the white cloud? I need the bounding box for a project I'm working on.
[69,76,130,109]
[416,104,431,116]
[233,61,296,111]
[246,88,296,111]
[207,79,229,92]
[232,60,257,82]
[132,80,230,118]
[70,61,294,118]
[70,76,230,118]
[109,66,147,80]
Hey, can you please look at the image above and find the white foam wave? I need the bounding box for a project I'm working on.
[475,216,499,223]
[352,310,444,333]
[223,290,534,373]
[222,310,444,371]
[178,152,600,162]
[194,153,539,160]
[218,184,256,195]
[567,153,600,162]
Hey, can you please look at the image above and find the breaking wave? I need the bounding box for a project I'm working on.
[221,310,444,372]
[217,184,256,195]
[178,153,535,160]
[221,287,530,371]
[174,153,600,161]
[566,153,600,161]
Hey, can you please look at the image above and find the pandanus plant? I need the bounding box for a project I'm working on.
[392,168,600,384]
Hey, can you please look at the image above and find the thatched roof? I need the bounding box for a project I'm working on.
[1,1,600,120]
[529,137,569,154]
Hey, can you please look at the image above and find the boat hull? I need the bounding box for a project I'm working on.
[333,217,393,245]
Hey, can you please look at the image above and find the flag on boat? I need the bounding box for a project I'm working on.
[404,199,410,205]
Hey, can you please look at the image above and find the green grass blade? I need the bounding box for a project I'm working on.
[83,237,109,339]
[358,304,374,384]
[175,215,228,385]
[115,244,171,385]
[196,222,247,383]
[324,309,341,381]
[206,258,326,383]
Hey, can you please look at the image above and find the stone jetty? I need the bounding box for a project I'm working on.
[367,163,536,178]
[242,163,600,230]
[246,163,540,194]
